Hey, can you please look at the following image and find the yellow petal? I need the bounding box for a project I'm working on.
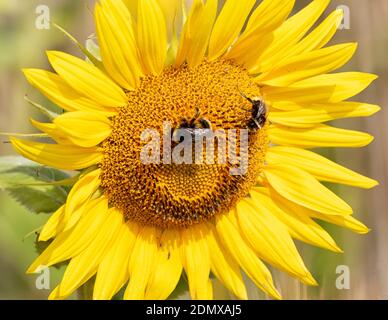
[27,197,109,273]
[292,73,378,102]
[56,209,124,298]
[269,124,374,148]
[95,0,141,90]
[48,286,71,300]
[40,169,101,241]
[269,102,381,128]
[124,226,160,300]
[54,111,112,148]
[137,0,167,75]
[236,199,316,285]
[269,101,309,111]
[257,188,370,235]
[93,221,139,300]
[64,169,102,229]
[253,188,342,253]
[124,0,184,39]
[175,0,218,67]
[47,51,127,107]
[208,0,256,60]
[264,164,353,216]
[39,205,66,242]
[245,0,294,34]
[215,213,281,300]
[122,0,137,16]
[311,212,370,234]
[251,0,330,74]
[23,69,116,115]
[30,119,72,146]
[257,43,357,87]
[145,229,183,300]
[158,0,185,40]
[264,85,335,104]
[263,72,378,104]
[226,0,294,67]
[180,224,212,300]
[266,146,378,189]
[10,138,102,171]
[206,226,247,300]
[277,9,344,63]
[166,29,179,66]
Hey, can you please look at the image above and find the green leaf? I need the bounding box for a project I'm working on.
[0,156,71,214]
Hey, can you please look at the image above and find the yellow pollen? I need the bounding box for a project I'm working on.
[100,59,269,228]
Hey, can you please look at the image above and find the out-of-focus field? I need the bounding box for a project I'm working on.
[0,0,387,299]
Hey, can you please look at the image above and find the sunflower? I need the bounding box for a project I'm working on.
[12,0,379,300]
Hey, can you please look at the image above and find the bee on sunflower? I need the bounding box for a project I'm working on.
[10,0,379,300]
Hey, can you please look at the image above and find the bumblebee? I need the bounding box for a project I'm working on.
[172,108,212,143]
[240,92,267,130]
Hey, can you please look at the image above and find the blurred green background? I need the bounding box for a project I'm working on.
[0,0,387,300]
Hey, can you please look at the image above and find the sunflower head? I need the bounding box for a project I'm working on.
[12,0,379,300]
[100,59,268,227]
